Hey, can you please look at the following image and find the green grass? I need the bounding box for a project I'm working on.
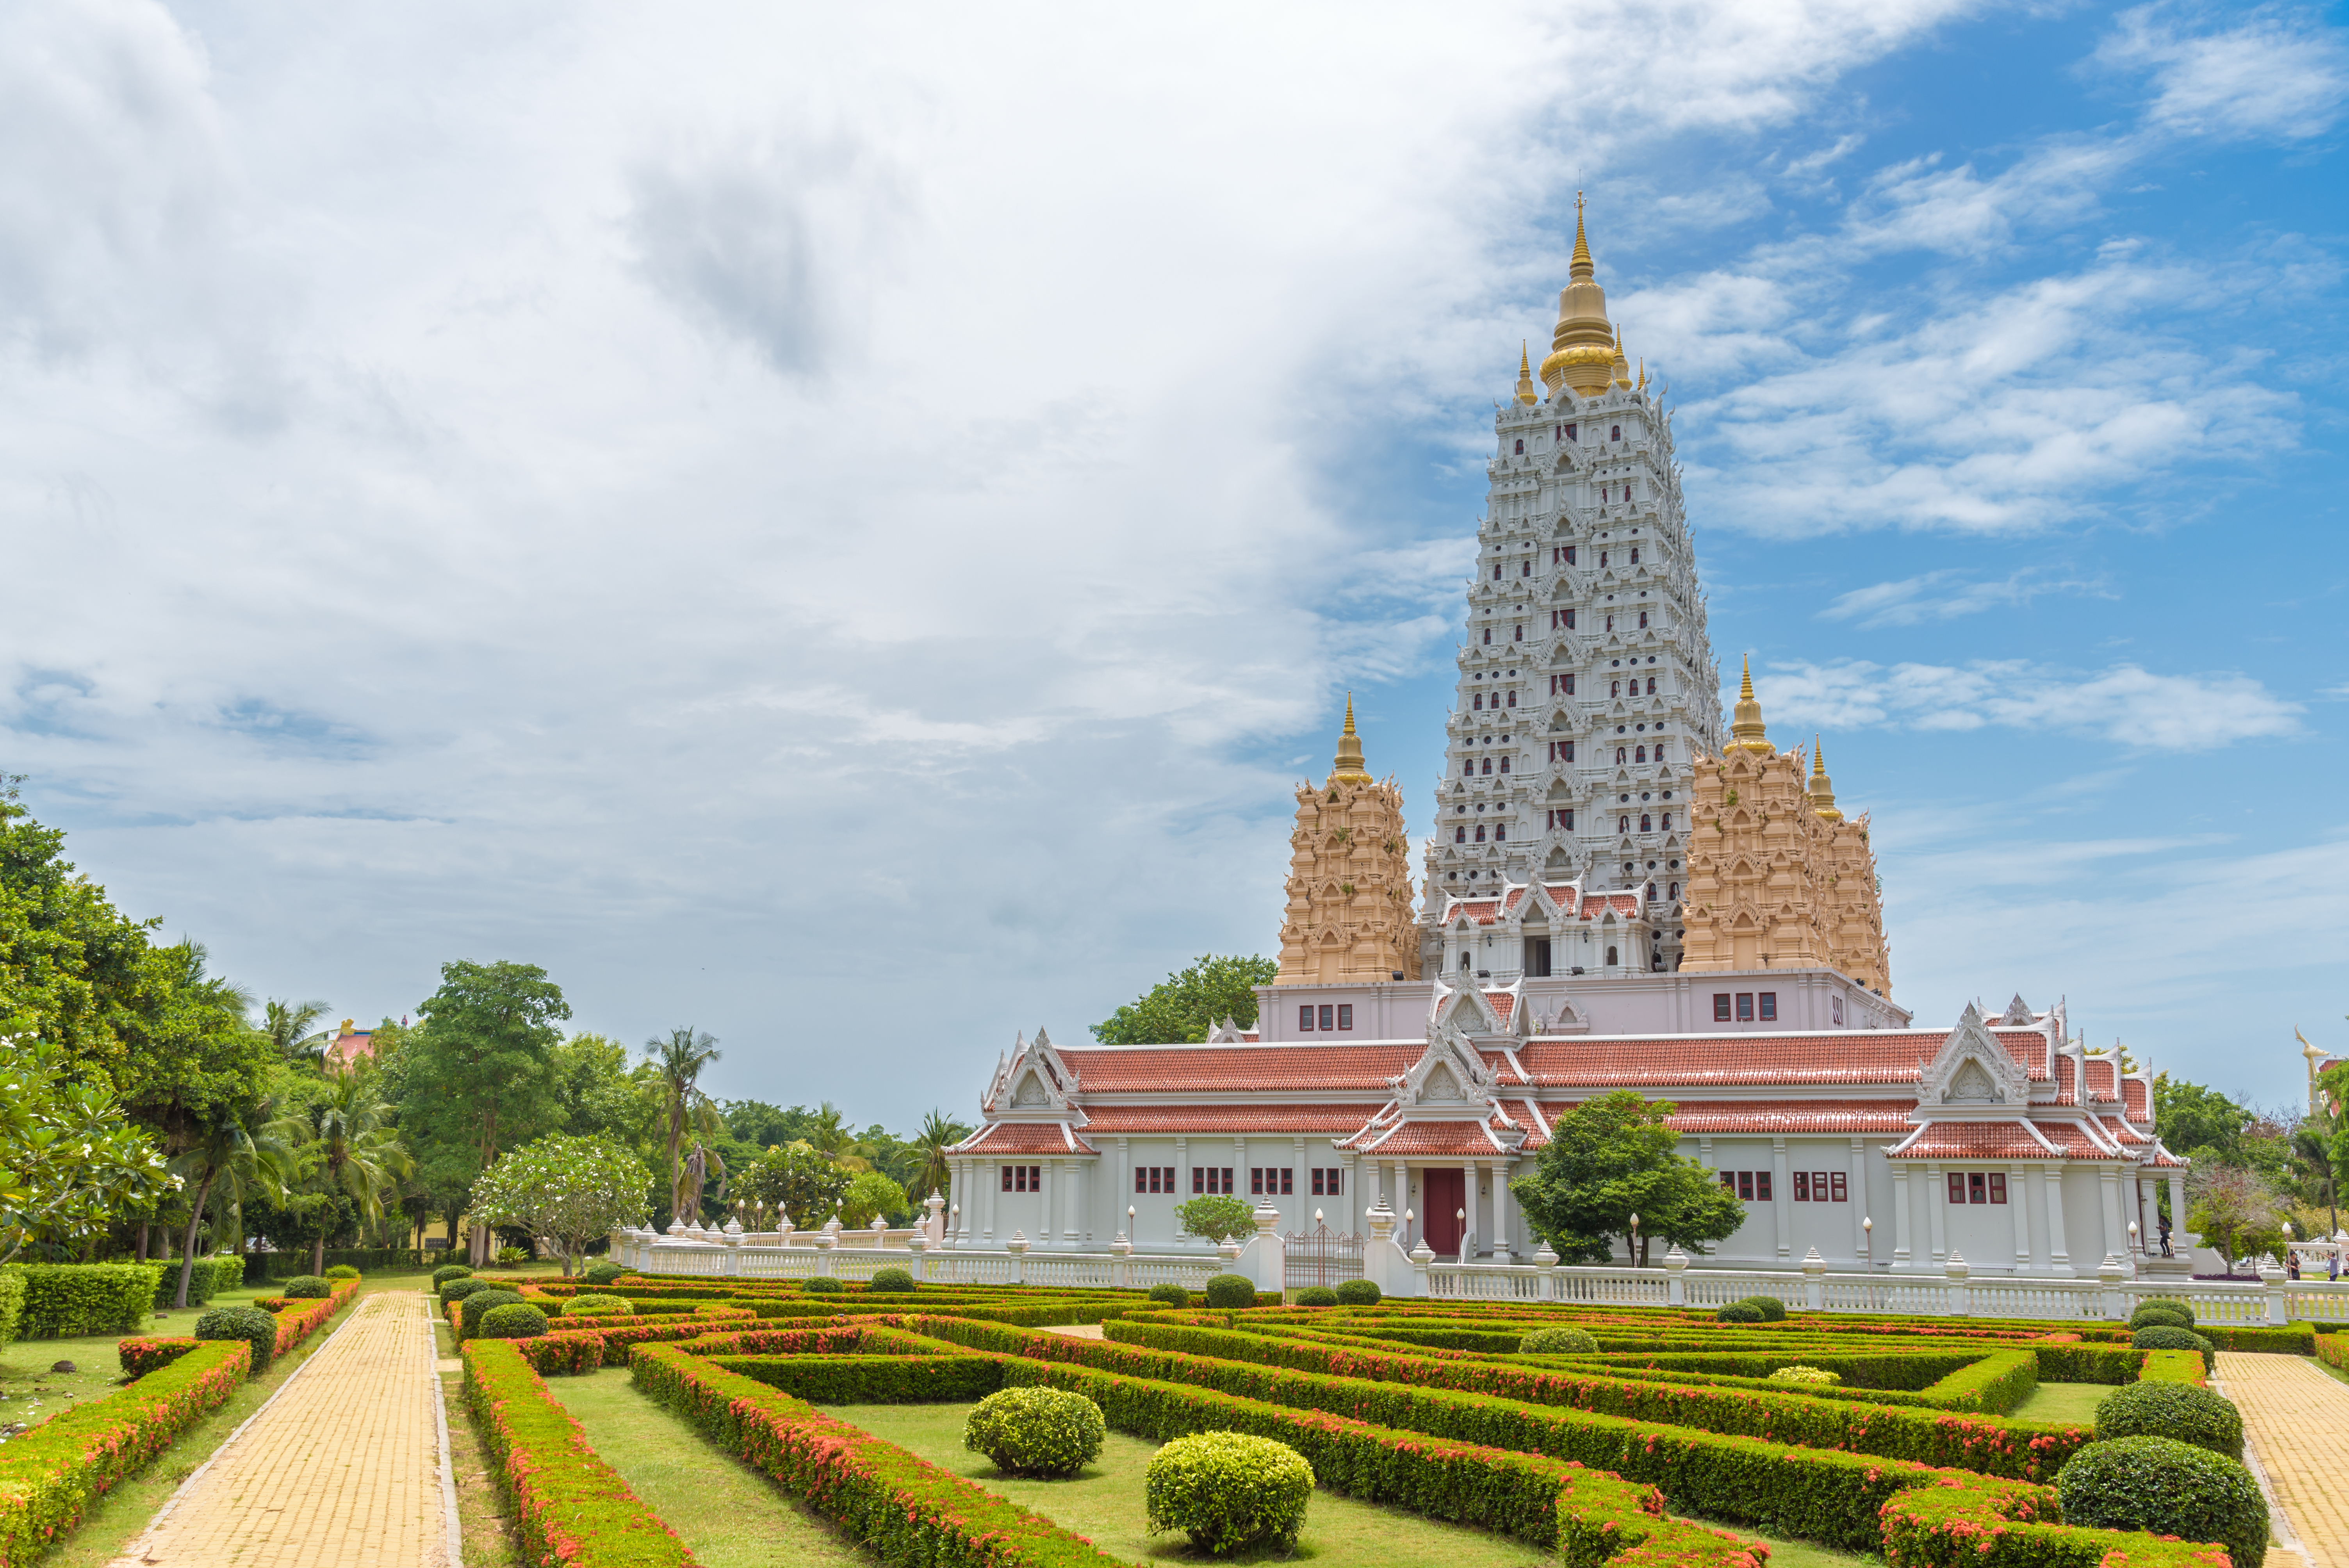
[829,1399,1559,1566]
[32,1271,408,1568]
[2008,1382,2112,1425]
[546,1368,872,1567]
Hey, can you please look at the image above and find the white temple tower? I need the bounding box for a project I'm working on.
[1419,200,1723,975]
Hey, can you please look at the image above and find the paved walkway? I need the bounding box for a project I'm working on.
[2217,1351,2349,1568]
[111,1291,451,1568]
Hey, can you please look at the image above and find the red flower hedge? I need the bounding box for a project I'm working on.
[461,1338,695,1568]
[0,1340,249,1564]
[114,1338,201,1379]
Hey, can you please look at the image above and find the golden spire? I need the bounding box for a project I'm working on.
[1809,735,1843,822]
[1330,693,1372,783]
[1729,657,1773,754]
[1540,191,1618,399]
[1611,323,1633,390]
[1637,356,1647,390]
[1514,341,1538,406]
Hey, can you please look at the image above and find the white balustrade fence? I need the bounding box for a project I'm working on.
[607,1225,1224,1292]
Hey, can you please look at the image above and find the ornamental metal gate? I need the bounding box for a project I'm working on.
[1282,1222,1363,1290]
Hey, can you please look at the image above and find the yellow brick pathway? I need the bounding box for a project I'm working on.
[2218,1350,2349,1567]
[111,1291,450,1568]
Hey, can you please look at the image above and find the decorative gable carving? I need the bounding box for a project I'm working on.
[1918,1004,2030,1111]
[1391,1023,1499,1109]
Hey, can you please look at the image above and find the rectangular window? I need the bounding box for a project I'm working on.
[1988,1174,2007,1205]
[1813,1171,1829,1203]
[1736,993,1754,1021]
[1720,1170,1734,1191]
[1948,1173,1967,1205]
[1830,1173,1848,1202]
[1317,1005,1334,1031]
[1564,674,1576,694]
[1249,1167,1293,1196]
[1310,1167,1343,1196]
[1758,992,1777,1022]
[1737,1171,1754,1201]
[1002,1164,1040,1193]
[1565,551,1577,569]
[1135,1165,1173,1194]
[1336,1005,1353,1030]
[1714,994,1732,1022]
[1298,1005,1314,1031]
[1192,1167,1232,1195]
[1755,1170,1772,1201]
[1793,1171,1809,1202]
[1968,1172,1988,1205]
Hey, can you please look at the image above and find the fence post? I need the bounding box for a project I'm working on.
[1008,1230,1029,1285]
[1410,1238,1434,1299]
[1944,1251,1969,1316]
[1803,1247,1827,1311]
[1663,1245,1688,1307]
[2096,1255,2126,1320]
[907,1232,928,1283]
[1537,1245,1559,1301]
[2259,1263,2289,1325]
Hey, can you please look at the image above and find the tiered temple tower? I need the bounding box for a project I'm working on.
[1275,699,1420,985]
[1678,664,1891,994]
[1419,200,1723,974]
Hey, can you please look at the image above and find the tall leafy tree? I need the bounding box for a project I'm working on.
[1512,1090,1743,1265]
[734,1142,849,1229]
[165,1104,293,1306]
[470,1134,653,1276]
[260,998,333,1064]
[0,1038,175,1263]
[899,1110,973,1202]
[647,1027,722,1217]
[2153,1074,2256,1164]
[1091,954,1278,1044]
[273,1063,412,1272]
[404,960,570,1263]
[0,775,160,1076]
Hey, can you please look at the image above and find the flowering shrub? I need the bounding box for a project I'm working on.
[1518,1326,1600,1355]
[562,1295,632,1317]
[1766,1365,1841,1385]
[480,1304,551,1340]
[268,1279,360,1355]
[1145,1432,1312,1554]
[962,1387,1104,1477]
[0,1341,248,1563]
[115,1336,200,1378]
[195,1306,280,1374]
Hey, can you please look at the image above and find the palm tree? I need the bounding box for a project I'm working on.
[270,1064,412,1273]
[903,1110,972,1202]
[166,1107,293,1308]
[261,998,333,1064]
[806,1102,874,1171]
[647,1028,722,1217]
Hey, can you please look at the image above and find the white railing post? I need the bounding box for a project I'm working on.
[1007,1230,1029,1285]
[1803,1247,1827,1311]
[1537,1244,1559,1301]
[1110,1231,1133,1290]
[906,1232,928,1283]
[2260,1263,2289,1326]
[815,1224,838,1281]
[1944,1251,1969,1316]
[1664,1245,1688,1307]
[2096,1255,2126,1319]
[1410,1238,1434,1298]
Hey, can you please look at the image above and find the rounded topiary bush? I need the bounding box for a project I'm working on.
[1146,1282,1190,1309]
[801,1276,845,1295]
[2098,1380,2244,1461]
[868,1267,916,1294]
[962,1386,1107,1477]
[1767,1365,1841,1385]
[323,1265,360,1282]
[431,1264,474,1290]
[1146,1431,1314,1554]
[1519,1325,1600,1355]
[1334,1278,1381,1306]
[1739,1295,1788,1322]
[281,1275,331,1299]
[1716,1301,1764,1323]
[440,1277,492,1306]
[581,1260,627,1286]
[2057,1435,2266,1568]
[194,1305,278,1374]
[459,1289,525,1338]
[2131,1299,2196,1331]
[562,1294,631,1317]
[2132,1324,2215,1370]
[1293,1286,1338,1307]
[1203,1273,1257,1309]
[478,1303,549,1340]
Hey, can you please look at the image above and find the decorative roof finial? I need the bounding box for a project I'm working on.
[1514,341,1539,406]
[1729,657,1773,754]
[1809,734,1843,821]
[1543,194,1615,397]
[1570,192,1594,279]
[1611,323,1633,390]
[1331,693,1372,783]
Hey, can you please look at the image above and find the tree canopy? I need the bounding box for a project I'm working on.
[1092,954,1278,1044]
[470,1133,653,1274]
[1511,1090,1743,1265]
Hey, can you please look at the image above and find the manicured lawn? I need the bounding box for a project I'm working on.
[34,1273,412,1568]
[547,1367,873,1567]
[1679,1518,1880,1568]
[2009,1382,2112,1425]
[0,1334,130,1433]
[829,1399,1558,1566]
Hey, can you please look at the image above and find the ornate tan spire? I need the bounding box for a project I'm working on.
[1330,693,1371,783]
[1540,193,1619,399]
[1729,657,1773,754]
[1514,341,1539,406]
[1809,735,1843,822]
[1611,323,1632,390]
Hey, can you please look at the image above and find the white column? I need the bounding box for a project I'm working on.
[1849,1138,1870,1267]
[1460,1160,1477,1259]
[1493,1159,1514,1257]
[1039,1160,1056,1249]
[1294,1136,1308,1231]
[983,1158,997,1242]
[1235,1138,1248,1206]
[1394,1162,1411,1245]
[1117,1140,1131,1235]
[1890,1167,1911,1269]
[1926,1164,1946,1264]
[2135,1176,2156,1254]
[1071,1158,1085,1246]
[2009,1164,2031,1273]
[1176,1139,1190,1215]
[1771,1137,1792,1262]
[2043,1167,2072,1275]
[2165,1171,2188,1254]
[2098,1166,2124,1264]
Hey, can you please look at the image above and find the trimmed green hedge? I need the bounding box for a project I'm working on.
[2097,1381,2244,1461]
[2057,1435,2265,1568]
[116,1336,201,1378]
[14,1263,161,1339]
[1145,1431,1311,1553]
[462,1337,693,1568]
[963,1386,1105,1477]
[479,1304,550,1340]
[460,1290,526,1340]
[0,1340,249,1562]
[149,1256,237,1311]
[196,1306,280,1374]
[0,1268,23,1349]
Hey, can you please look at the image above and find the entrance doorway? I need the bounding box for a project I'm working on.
[1423,1169,1466,1258]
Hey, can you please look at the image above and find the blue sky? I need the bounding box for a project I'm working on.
[1,2,2342,1124]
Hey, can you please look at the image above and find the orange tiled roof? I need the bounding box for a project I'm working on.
[1077,1105,1374,1133]
[1055,1045,1423,1093]
[2053,1055,2076,1105]
[2084,1058,2116,1101]
[958,1122,1098,1155]
[2123,1077,2149,1120]
[1486,992,1516,1025]
[1889,1122,2060,1160]
[1661,1099,1917,1135]
[1346,1119,1509,1156]
[1513,1032,2029,1088]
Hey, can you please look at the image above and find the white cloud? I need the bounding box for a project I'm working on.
[1820,569,2112,627]
[2098,4,2349,142]
[1753,659,2304,749]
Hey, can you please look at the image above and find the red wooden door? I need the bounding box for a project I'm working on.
[1422,1169,1465,1257]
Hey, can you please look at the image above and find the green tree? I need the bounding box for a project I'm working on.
[2154,1074,2255,1164]
[272,1062,413,1273]
[2189,1163,2283,1276]
[0,775,162,1078]
[717,1099,817,1150]
[1092,955,1278,1044]
[646,1027,722,1218]
[165,1103,293,1306]
[897,1110,972,1203]
[734,1142,849,1229]
[0,1037,176,1264]
[260,998,332,1064]
[803,1101,878,1171]
[1512,1090,1743,1264]
[403,960,570,1263]
[551,1032,659,1147]
[1174,1194,1255,1245]
[838,1169,908,1229]
[469,1134,653,1276]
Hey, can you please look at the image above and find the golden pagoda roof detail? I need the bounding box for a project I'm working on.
[1330,693,1372,783]
[1729,656,1773,754]
[1539,193,1621,399]
[1514,342,1539,406]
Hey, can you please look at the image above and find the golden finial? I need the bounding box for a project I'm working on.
[1542,194,1615,397]
[1729,657,1773,754]
[1514,341,1538,406]
[1809,734,1842,821]
[1611,323,1632,390]
[1331,693,1371,783]
[1637,357,1647,390]
[1570,191,1593,276]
